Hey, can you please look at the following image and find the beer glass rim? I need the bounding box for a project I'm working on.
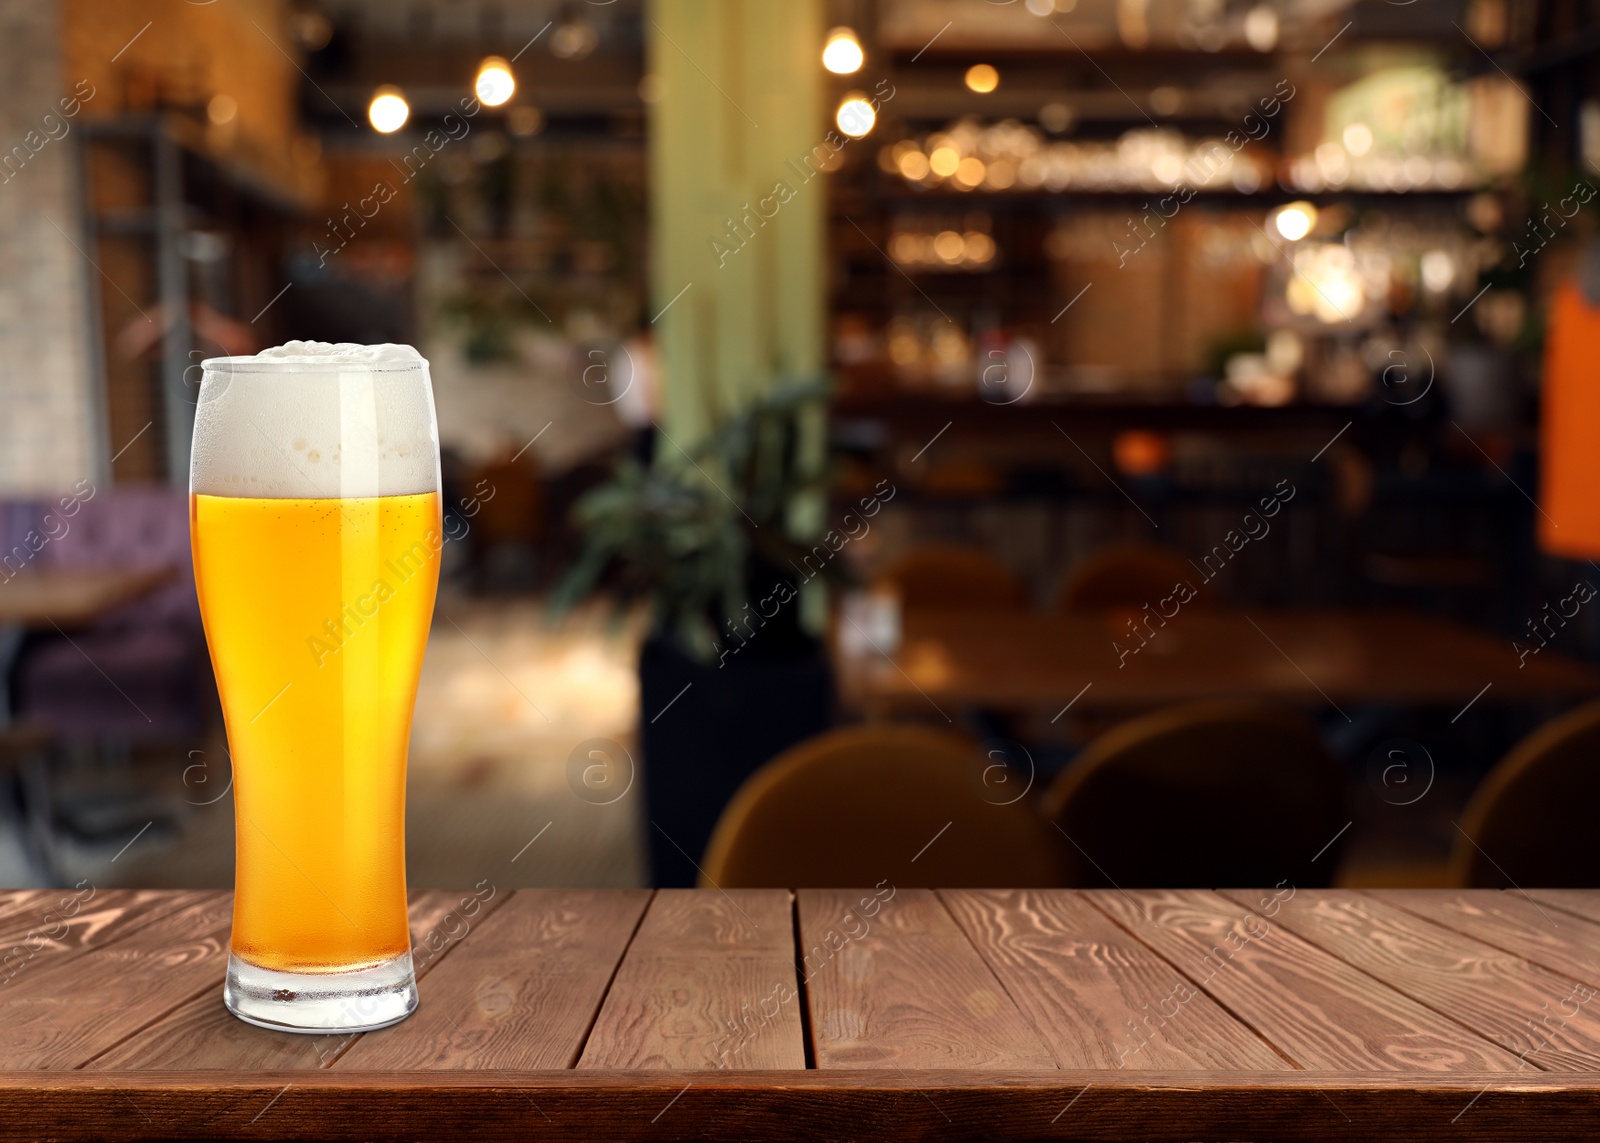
[201,355,427,375]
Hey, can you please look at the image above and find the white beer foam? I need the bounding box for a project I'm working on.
[192,342,440,500]
[250,341,425,366]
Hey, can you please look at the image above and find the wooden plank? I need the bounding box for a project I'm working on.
[407,887,504,977]
[579,889,801,1070]
[1221,889,1600,1071]
[1525,891,1600,928]
[1374,890,1600,994]
[1,890,196,985]
[95,889,503,1071]
[334,888,651,1071]
[941,889,1289,1070]
[0,892,232,1069]
[799,887,1056,1070]
[0,889,167,947]
[4,1069,1600,1142]
[1090,889,1521,1071]
[0,890,50,933]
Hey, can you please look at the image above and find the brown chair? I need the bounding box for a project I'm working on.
[1054,543,1204,611]
[465,454,543,546]
[1040,701,1347,888]
[700,724,1062,888]
[1451,700,1600,888]
[874,544,1026,610]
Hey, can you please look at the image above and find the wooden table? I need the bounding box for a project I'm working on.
[3,887,1599,1140]
[834,607,1600,716]
[0,567,175,628]
[0,566,175,725]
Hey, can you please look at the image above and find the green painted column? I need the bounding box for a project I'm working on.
[647,0,826,450]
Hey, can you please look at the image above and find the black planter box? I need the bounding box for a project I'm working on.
[638,635,833,888]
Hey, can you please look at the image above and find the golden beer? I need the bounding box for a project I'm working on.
[191,341,441,1031]
[191,493,440,972]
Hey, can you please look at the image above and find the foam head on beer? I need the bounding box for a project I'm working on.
[193,340,438,500]
[191,341,441,998]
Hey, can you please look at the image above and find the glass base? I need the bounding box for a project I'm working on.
[224,951,418,1033]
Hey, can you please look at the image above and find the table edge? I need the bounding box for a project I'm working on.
[3,1069,1598,1090]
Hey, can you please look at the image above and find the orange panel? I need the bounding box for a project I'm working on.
[1539,280,1600,558]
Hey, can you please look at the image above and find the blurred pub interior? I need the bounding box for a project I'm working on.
[3,0,1600,894]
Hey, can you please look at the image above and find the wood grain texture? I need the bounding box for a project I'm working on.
[578,889,800,1070]
[0,890,50,933]
[0,883,184,947]
[1220,889,1600,1071]
[1524,890,1600,928]
[800,888,1055,1070]
[9,889,1600,1140]
[1090,889,1522,1071]
[335,888,651,1071]
[1,1069,1599,1142]
[0,892,232,1069]
[1374,890,1600,989]
[96,890,501,1071]
[0,890,196,982]
[941,889,1288,1070]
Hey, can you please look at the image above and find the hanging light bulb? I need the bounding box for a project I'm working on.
[1243,4,1279,52]
[964,64,1000,94]
[1271,201,1317,242]
[836,93,876,138]
[822,27,864,75]
[475,56,516,107]
[368,86,409,133]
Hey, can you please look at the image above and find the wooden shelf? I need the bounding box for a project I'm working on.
[846,184,1485,206]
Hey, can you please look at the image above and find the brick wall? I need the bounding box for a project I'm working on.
[62,0,306,197]
[0,0,99,496]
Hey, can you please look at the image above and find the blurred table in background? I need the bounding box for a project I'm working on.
[834,608,1600,718]
[0,567,175,725]
[0,567,175,628]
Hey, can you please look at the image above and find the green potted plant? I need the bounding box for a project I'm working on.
[552,380,838,886]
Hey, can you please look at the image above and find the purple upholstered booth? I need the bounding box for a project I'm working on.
[1,499,46,586]
[15,484,212,740]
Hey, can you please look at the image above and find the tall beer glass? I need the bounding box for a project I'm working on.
[190,342,441,1032]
